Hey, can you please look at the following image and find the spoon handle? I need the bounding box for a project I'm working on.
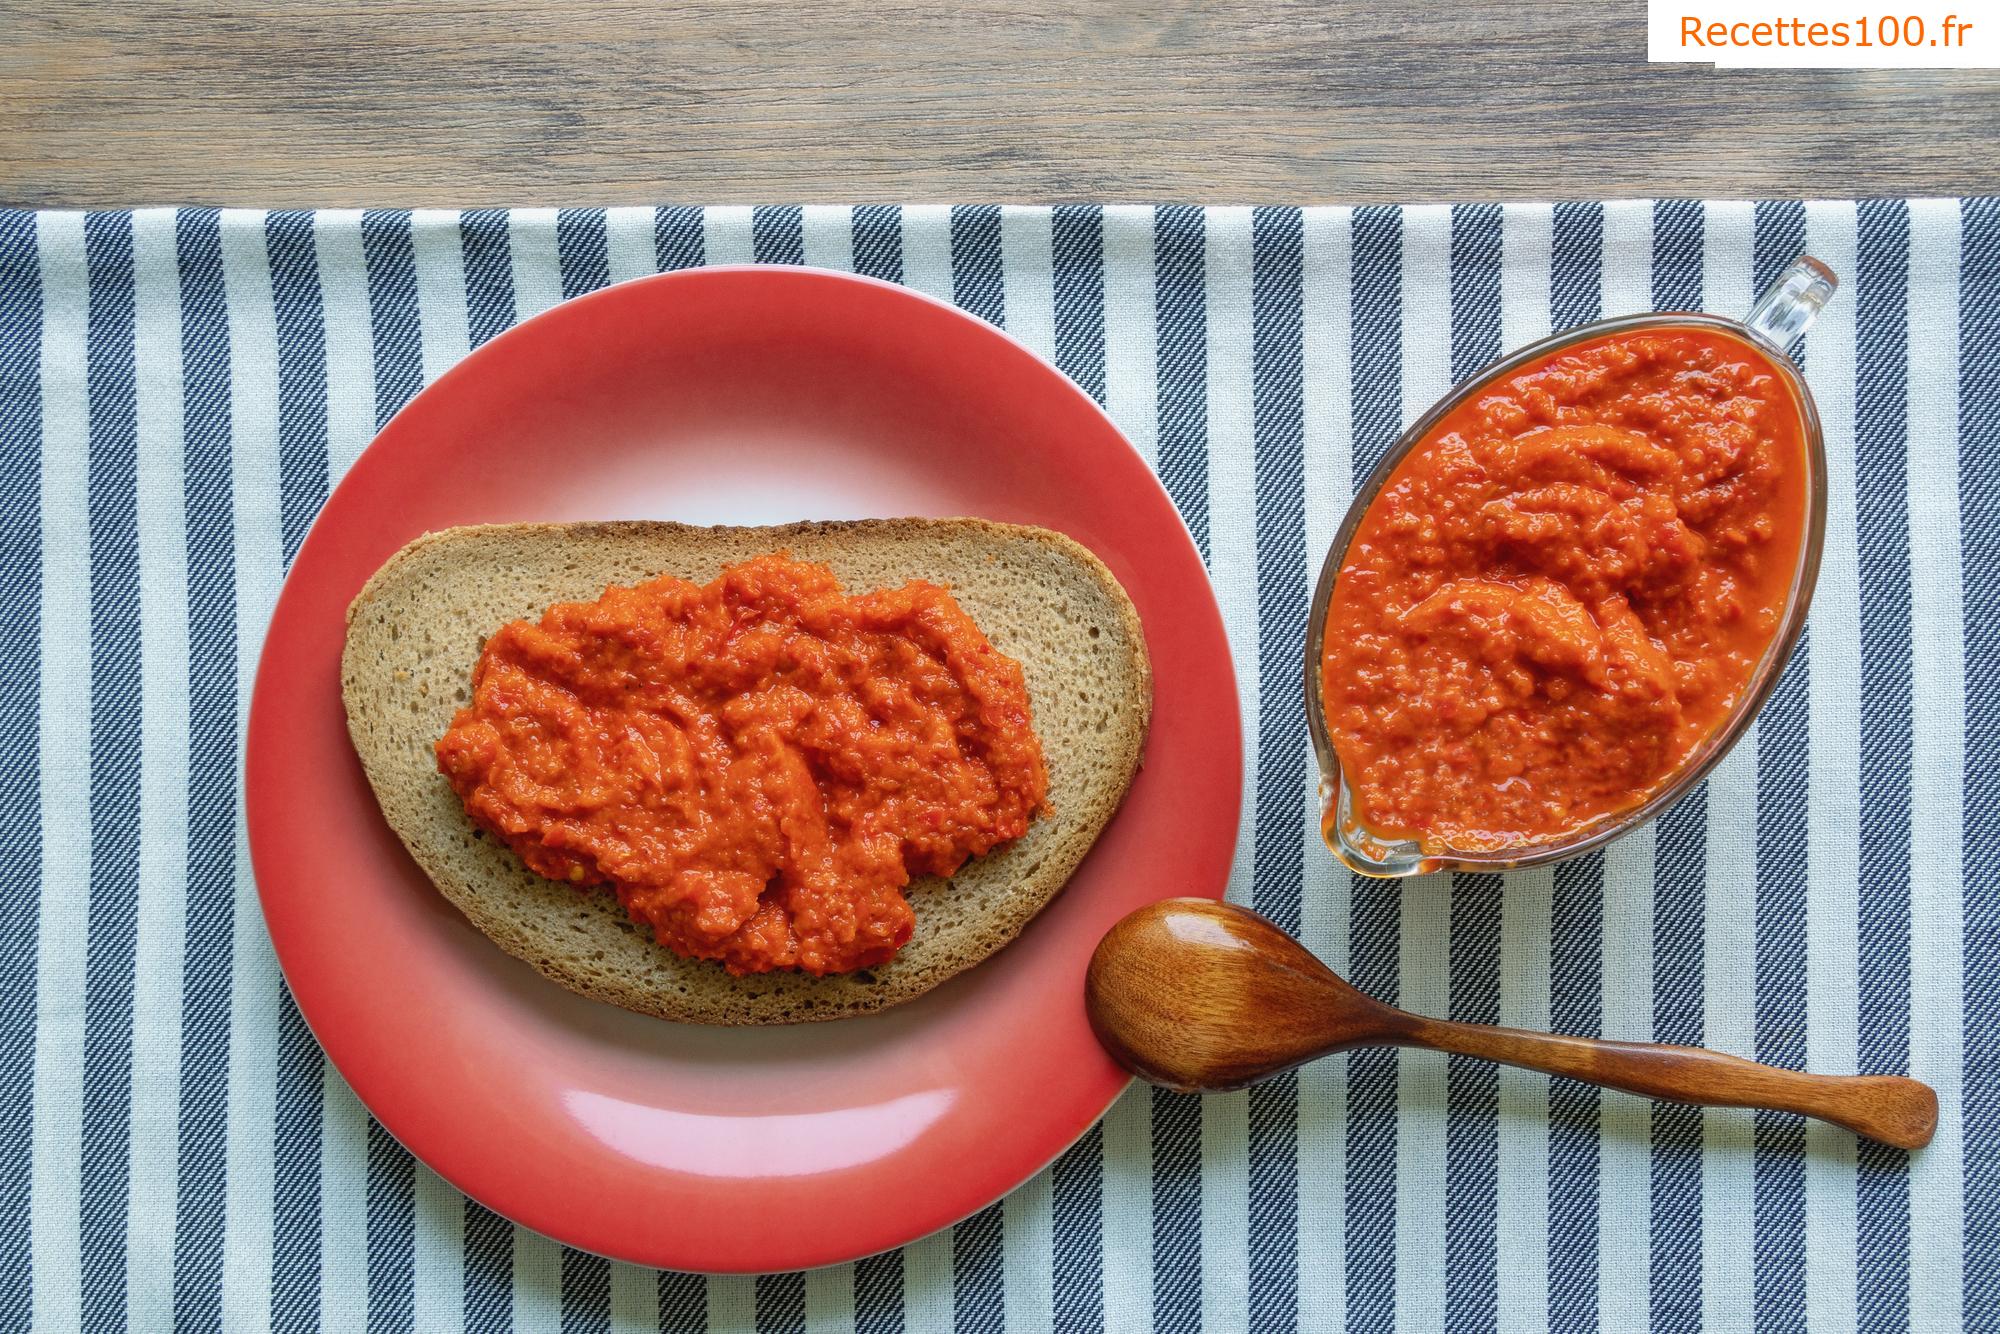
[1398,1016,1937,1149]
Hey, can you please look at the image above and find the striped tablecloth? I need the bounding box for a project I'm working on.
[0,200,1991,1334]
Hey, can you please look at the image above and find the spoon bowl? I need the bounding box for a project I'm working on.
[1087,895,1400,1090]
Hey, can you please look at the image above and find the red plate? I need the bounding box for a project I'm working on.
[247,266,1242,1273]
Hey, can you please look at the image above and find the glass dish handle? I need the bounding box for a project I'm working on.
[1743,255,1839,352]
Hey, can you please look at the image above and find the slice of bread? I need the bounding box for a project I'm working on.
[341,519,1152,1025]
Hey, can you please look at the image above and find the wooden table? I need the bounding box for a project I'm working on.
[5,0,1997,207]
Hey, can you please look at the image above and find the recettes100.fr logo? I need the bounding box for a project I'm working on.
[1647,0,1996,65]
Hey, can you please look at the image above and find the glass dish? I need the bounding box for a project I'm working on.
[1305,256,1836,877]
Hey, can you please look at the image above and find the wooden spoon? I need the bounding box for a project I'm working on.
[1086,898,1937,1150]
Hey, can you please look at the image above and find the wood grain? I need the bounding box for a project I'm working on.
[3,0,1997,207]
[1087,899,1939,1148]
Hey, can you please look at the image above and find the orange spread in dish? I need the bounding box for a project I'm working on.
[1319,328,1809,853]
[436,554,1050,975]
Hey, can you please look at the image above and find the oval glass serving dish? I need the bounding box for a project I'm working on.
[1306,257,1835,877]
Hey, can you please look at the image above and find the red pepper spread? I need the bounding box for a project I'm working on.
[1320,328,1809,853]
[437,554,1050,975]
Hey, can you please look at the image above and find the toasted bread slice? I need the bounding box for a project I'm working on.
[341,519,1152,1025]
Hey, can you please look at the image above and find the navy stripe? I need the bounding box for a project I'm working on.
[459,210,516,349]
[1853,198,1915,1334]
[1649,789,1707,1333]
[265,207,329,1334]
[1052,205,1106,405]
[1049,1093,1106,1328]
[267,213,332,567]
[654,207,705,273]
[1344,204,1403,1334]
[951,1204,1004,1334]
[0,208,43,1324]
[851,206,904,285]
[658,1270,707,1333]
[171,206,237,1334]
[1751,198,1810,1334]
[364,210,426,429]
[1551,202,1605,333]
[556,209,611,300]
[1154,205,1210,561]
[756,1272,806,1334]
[360,207,424,1334]
[81,207,141,1333]
[1444,203,1504,1334]
[1653,199,1705,312]
[1249,206,1310,944]
[1646,198,1707,1334]
[1444,875,1503,1334]
[1047,200,1107,1334]
[1546,854,1605,1332]
[1348,206,1406,480]
[455,210,519,1333]
[1147,203,1206,1334]
[1449,202,1505,381]
[1545,202,1605,1334]
[559,1247,610,1334]
[1149,1082,1202,1334]
[752,206,806,266]
[1960,194,2000,1326]
[363,1115,415,1332]
[462,1204,512,1334]
[1049,207,1106,410]
[943,204,1007,1334]
[949,206,1004,327]
[854,1250,904,1334]
[1247,205,1306,1334]
[1653,200,1704,313]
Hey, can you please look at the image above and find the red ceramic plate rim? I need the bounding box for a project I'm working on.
[245,265,1243,1272]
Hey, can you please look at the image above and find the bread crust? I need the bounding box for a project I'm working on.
[340,518,1152,1025]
